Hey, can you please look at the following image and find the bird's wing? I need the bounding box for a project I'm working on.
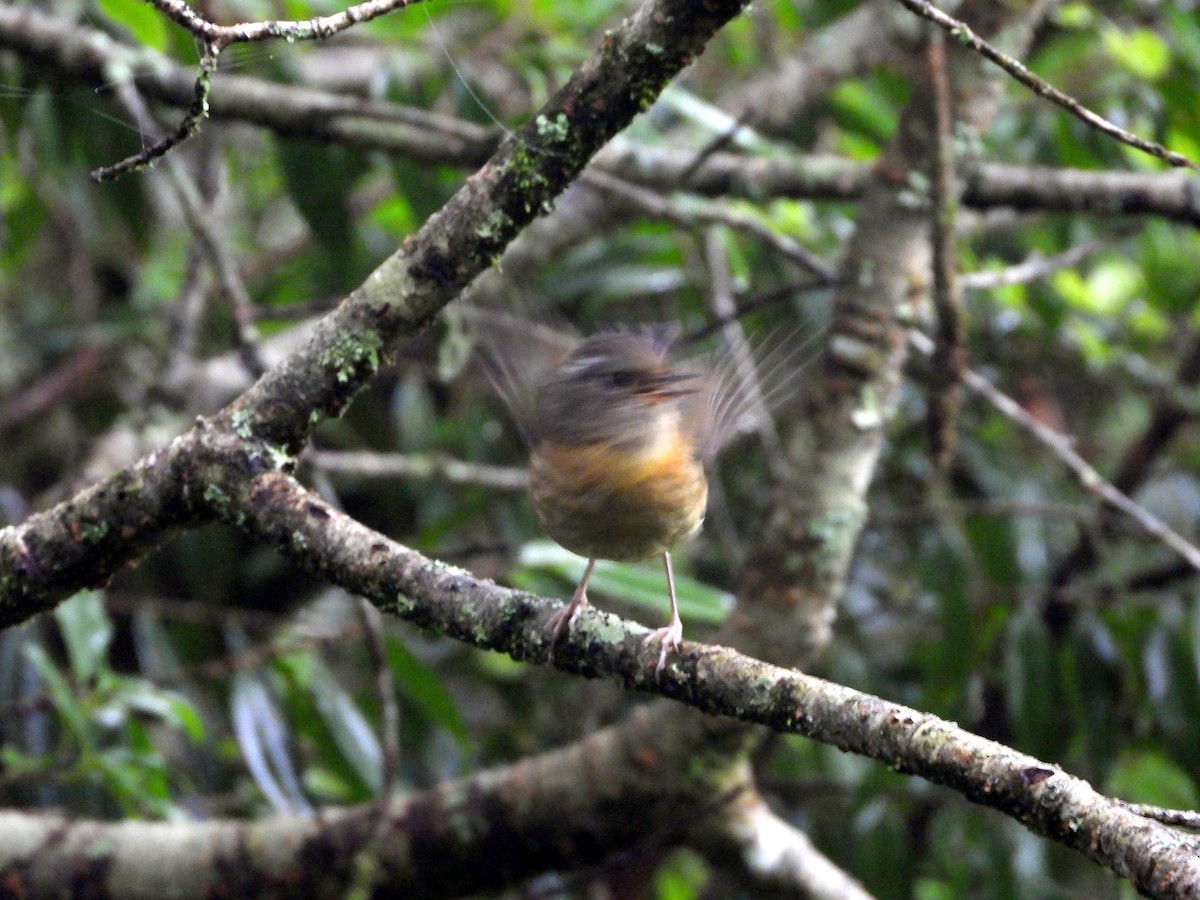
[682,324,818,459]
[466,307,579,445]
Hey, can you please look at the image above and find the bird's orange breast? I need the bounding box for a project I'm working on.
[530,430,708,563]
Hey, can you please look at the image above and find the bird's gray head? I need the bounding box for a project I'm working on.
[529,331,696,448]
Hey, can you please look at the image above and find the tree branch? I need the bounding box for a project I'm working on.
[3,468,1198,895]
[0,0,756,620]
[5,7,1200,221]
[891,0,1198,171]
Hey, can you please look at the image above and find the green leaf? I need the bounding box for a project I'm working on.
[1054,3,1095,28]
[1067,613,1124,776]
[275,138,366,293]
[54,590,113,684]
[826,74,904,147]
[1103,27,1171,81]
[962,514,1020,586]
[653,848,707,900]
[167,694,206,743]
[918,543,973,712]
[105,677,206,743]
[23,643,92,745]
[390,157,455,228]
[1106,750,1198,809]
[305,656,383,795]
[1052,259,1143,316]
[385,635,469,743]
[513,540,733,625]
[304,765,361,803]
[1144,617,1200,772]
[1005,608,1061,760]
[0,179,47,269]
[96,0,168,50]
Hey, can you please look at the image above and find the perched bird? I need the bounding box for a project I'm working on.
[477,315,798,672]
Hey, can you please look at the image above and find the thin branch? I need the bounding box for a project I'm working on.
[892,0,1199,172]
[308,450,529,491]
[1119,802,1200,831]
[92,0,428,181]
[164,166,269,377]
[676,110,754,185]
[144,0,425,46]
[909,329,1200,573]
[91,42,221,182]
[925,31,965,472]
[695,794,877,900]
[0,347,103,434]
[959,227,1139,291]
[871,498,1095,524]
[206,466,1200,896]
[1042,317,1200,634]
[108,74,269,376]
[581,169,838,282]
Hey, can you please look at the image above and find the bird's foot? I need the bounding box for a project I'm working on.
[643,619,683,676]
[547,596,587,638]
[546,595,589,661]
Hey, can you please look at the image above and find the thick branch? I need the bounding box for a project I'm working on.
[0,0,754,617]
[6,463,1195,896]
[0,4,496,166]
[0,710,755,899]
[0,435,197,628]
[4,7,1200,223]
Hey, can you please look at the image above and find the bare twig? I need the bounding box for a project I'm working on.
[92,0,427,181]
[581,170,838,282]
[144,0,424,46]
[1119,801,1200,831]
[892,0,1199,172]
[910,329,1200,572]
[92,43,220,182]
[308,450,529,491]
[871,498,1095,524]
[107,74,269,376]
[925,32,965,472]
[165,166,269,377]
[676,110,754,186]
[695,795,877,900]
[959,228,1139,291]
[0,348,103,433]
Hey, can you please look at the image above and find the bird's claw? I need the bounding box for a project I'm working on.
[546,597,589,659]
[643,620,683,676]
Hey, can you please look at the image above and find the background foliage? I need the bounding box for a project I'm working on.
[2,0,1200,895]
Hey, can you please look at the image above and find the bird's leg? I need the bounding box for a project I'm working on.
[547,557,596,641]
[643,551,684,674]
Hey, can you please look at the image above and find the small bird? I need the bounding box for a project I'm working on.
[477,316,797,672]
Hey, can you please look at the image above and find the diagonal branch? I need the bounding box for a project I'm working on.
[910,329,1200,572]
[891,0,1199,171]
[169,464,1200,895]
[145,0,424,45]
[92,0,431,180]
[0,0,755,624]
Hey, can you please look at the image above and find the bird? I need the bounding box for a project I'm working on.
[476,314,800,673]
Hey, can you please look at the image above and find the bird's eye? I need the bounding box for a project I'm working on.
[606,370,637,388]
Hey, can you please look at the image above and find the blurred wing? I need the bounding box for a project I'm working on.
[466,307,578,445]
[684,324,818,459]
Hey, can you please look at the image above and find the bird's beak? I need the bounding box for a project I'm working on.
[644,372,698,399]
